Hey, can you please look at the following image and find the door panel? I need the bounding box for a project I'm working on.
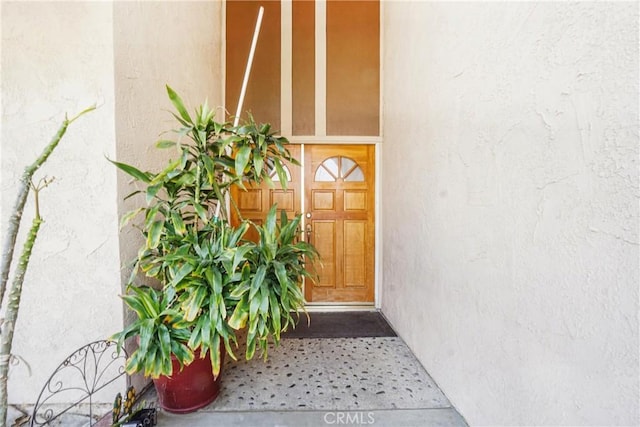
[344,220,366,288]
[344,190,367,211]
[230,145,301,243]
[304,145,375,303]
[313,220,336,287]
[312,191,335,210]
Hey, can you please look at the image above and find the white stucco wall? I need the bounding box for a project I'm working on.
[1,0,224,407]
[113,0,224,391]
[382,2,639,426]
[113,0,224,282]
[1,1,122,404]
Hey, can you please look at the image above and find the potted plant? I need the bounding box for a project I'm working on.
[110,86,318,413]
[228,205,316,360]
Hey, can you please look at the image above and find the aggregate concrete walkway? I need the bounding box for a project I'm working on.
[153,337,468,427]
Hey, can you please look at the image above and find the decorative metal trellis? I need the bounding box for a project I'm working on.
[30,340,127,426]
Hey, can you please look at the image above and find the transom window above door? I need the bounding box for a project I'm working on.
[225,0,380,139]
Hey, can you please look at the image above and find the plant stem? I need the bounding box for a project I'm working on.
[0,217,42,427]
[0,106,94,307]
[0,106,93,427]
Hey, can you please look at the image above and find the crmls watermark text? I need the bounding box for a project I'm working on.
[323,411,375,425]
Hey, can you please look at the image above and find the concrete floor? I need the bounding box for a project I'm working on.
[153,337,468,427]
[9,337,467,426]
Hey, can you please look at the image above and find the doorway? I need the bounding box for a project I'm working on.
[304,144,375,303]
[226,0,381,305]
[230,144,375,305]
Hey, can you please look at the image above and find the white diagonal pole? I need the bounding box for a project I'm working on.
[234,6,264,127]
[216,6,264,220]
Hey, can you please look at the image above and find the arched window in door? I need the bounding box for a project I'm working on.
[269,162,292,182]
[314,156,364,182]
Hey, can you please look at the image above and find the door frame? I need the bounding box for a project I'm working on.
[296,141,381,311]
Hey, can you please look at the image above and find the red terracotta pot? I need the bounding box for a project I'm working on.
[152,348,224,414]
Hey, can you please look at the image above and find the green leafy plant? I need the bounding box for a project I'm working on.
[110,86,317,380]
[111,285,193,378]
[229,205,319,360]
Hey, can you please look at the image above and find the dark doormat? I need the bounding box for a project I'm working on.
[282,311,397,339]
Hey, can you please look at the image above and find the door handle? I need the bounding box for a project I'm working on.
[306,223,312,243]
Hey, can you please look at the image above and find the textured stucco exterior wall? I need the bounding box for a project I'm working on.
[113,1,224,285]
[113,1,224,390]
[382,2,639,426]
[1,2,122,403]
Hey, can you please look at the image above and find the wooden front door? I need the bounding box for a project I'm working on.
[304,145,375,303]
[230,145,301,243]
